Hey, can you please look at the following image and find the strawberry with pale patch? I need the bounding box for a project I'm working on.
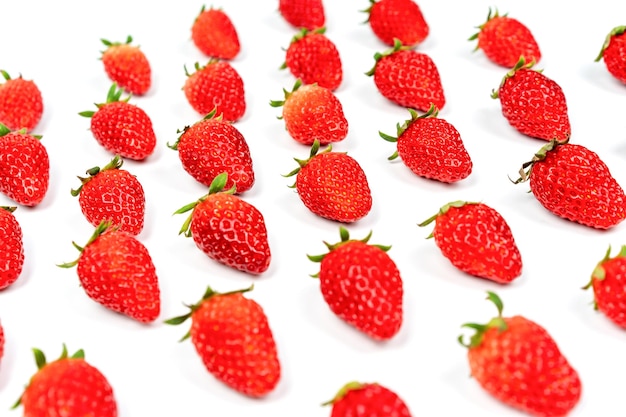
[191,6,240,60]
[270,79,348,145]
[585,245,626,328]
[0,70,43,132]
[0,206,24,290]
[101,35,151,95]
[278,0,325,30]
[324,381,412,416]
[308,227,403,340]
[165,285,281,397]
[364,0,429,47]
[596,26,626,84]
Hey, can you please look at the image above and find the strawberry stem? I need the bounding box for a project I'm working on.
[458,291,508,348]
[322,381,366,406]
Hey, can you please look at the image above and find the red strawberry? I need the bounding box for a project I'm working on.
[0,70,43,132]
[460,292,582,417]
[101,36,151,95]
[278,0,325,31]
[492,57,570,141]
[183,60,246,122]
[0,123,49,206]
[71,155,145,235]
[364,0,429,47]
[79,84,157,160]
[585,245,626,328]
[191,6,240,60]
[175,173,271,274]
[0,206,24,290]
[168,110,255,193]
[308,227,403,340]
[58,221,161,323]
[284,140,372,223]
[270,79,348,145]
[419,201,522,284]
[469,8,541,68]
[282,28,343,91]
[595,25,626,84]
[14,345,118,417]
[165,285,281,397]
[367,39,445,111]
[324,381,412,416]
[513,138,626,229]
[380,105,472,183]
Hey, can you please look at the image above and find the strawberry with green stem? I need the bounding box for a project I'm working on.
[101,35,151,95]
[324,381,412,416]
[595,25,626,84]
[583,245,626,328]
[0,70,44,132]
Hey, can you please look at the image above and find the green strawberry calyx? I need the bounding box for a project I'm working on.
[458,291,508,349]
[321,381,368,406]
[0,206,17,213]
[595,26,626,62]
[366,38,412,76]
[582,245,626,309]
[71,155,124,196]
[418,200,480,238]
[491,56,539,99]
[168,107,222,150]
[173,172,236,237]
[282,139,337,188]
[79,83,130,118]
[269,78,304,115]
[100,35,134,52]
[164,284,254,341]
[510,137,569,184]
[468,7,508,46]
[0,123,42,139]
[184,59,220,77]
[380,104,439,160]
[57,221,115,268]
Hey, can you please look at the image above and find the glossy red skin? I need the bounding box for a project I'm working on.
[0,207,24,290]
[468,316,581,417]
[191,8,240,60]
[102,44,151,95]
[0,76,43,132]
[279,0,325,30]
[191,292,280,397]
[476,16,541,68]
[190,193,271,274]
[592,254,626,328]
[330,383,412,417]
[285,32,343,91]
[368,0,429,47]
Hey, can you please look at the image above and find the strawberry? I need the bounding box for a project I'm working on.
[174,173,271,274]
[284,140,372,223]
[165,284,281,397]
[595,25,626,84]
[324,381,412,416]
[469,8,541,68]
[367,39,445,111]
[270,79,348,145]
[460,292,582,417]
[101,36,151,95]
[282,28,343,91]
[308,227,403,340]
[278,0,325,31]
[0,206,24,290]
[58,221,161,323]
[585,245,626,328]
[380,105,472,183]
[191,6,240,60]
[513,138,626,229]
[0,70,43,132]
[419,201,522,284]
[0,123,49,206]
[14,345,118,417]
[364,0,429,47]
[492,57,570,141]
[71,155,145,235]
[79,84,157,160]
[183,60,246,122]
[168,109,254,193]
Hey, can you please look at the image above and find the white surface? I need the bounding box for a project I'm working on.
[0,1,625,415]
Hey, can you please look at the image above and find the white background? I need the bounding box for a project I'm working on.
[0,1,625,415]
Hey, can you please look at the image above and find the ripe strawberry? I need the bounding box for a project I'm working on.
[460,292,582,416]
[513,138,626,229]
[278,0,325,31]
[0,123,50,206]
[282,28,343,91]
[58,221,161,323]
[101,36,151,95]
[469,8,541,68]
[308,227,403,340]
[380,105,472,183]
[165,284,281,397]
[191,6,240,60]
[284,140,372,223]
[324,381,412,416]
[0,206,24,290]
[14,345,118,417]
[270,79,348,145]
[79,84,157,160]
[183,60,246,122]
[71,155,145,235]
[419,201,522,284]
[492,57,570,141]
[175,173,271,274]
[168,110,254,193]
[0,70,43,132]
[364,0,429,47]
[584,245,626,328]
[595,25,626,84]
[367,39,445,111]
